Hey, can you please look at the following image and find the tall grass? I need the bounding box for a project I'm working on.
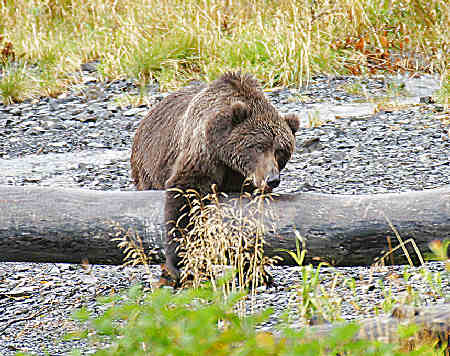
[0,0,448,101]
[175,188,278,294]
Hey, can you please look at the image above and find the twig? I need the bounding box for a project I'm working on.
[0,306,47,334]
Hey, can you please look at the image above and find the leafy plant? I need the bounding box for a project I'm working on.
[63,283,443,356]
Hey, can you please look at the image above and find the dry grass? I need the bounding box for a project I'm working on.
[173,187,279,295]
[0,0,448,102]
[112,185,280,293]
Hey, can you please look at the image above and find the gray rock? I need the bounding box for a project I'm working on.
[75,115,97,122]
[123,107,146,117]
[9,107,21,115]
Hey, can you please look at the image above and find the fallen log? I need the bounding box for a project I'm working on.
[306,304,450,353]
[0,185,449,266]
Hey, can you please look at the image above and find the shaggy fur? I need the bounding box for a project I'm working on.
[131,72,300,281]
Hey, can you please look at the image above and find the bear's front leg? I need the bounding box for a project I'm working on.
[162,172,216,287]
[163,188,190,284]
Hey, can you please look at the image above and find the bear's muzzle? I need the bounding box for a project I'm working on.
[266,169,280,190]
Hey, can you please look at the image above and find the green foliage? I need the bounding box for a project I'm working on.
[0,63,32,104]
[433,79,449,106]
[62,283,442,356]
[280,234,343,323]
[69,284,269,356]
[121,31,201,83]
[426,239,450,302]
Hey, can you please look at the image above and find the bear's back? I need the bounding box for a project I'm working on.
[131,83,207,190]
[130,72,279,191]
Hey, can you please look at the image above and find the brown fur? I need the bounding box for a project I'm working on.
[131,72,300,282]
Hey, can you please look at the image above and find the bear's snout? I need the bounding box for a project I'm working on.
[251,150,280,192]
[266,169,280,189]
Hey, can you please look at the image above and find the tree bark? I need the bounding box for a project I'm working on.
[306,304,449,351]
[0,185,449,266]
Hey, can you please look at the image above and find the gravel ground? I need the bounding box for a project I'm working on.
[0,70,449,355]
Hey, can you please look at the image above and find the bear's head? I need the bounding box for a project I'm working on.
[207,101,300,192]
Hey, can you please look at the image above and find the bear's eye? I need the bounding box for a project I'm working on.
[252,143,267,153]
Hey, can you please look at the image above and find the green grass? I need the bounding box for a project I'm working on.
[0,63,31,104]
[59,283,444,356]
[0,0,448,102]
[434,74,450,107]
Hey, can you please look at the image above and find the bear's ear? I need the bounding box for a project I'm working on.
[206,102,247,139]
[284,113,300,134]
[230,101,248,125]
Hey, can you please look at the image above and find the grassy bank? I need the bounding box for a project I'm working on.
[0,0,448,102]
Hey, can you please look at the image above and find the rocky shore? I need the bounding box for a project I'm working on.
[0,72,449,355]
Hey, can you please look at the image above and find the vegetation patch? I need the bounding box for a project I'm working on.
[106,191,449,356]
[1,0,448,102]
[56,283,446,356]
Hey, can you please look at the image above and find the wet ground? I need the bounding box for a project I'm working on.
[1,74,448,194]
[0,72,449,355]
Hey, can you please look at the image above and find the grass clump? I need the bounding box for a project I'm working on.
[174,187,278,292]
[0,63,32,104]
[0,0,448,102]
[433,74,450,107]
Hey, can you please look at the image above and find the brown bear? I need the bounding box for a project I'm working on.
[131,72,300,284]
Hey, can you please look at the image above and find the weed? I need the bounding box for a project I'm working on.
[111,220,162,288]
[342,82,366,96]
[385,81,408,98]
[433,76,450,107]
[281,233,344,324]
[112,91,151,109]
[307,110,324,128]
[0,63,32,104]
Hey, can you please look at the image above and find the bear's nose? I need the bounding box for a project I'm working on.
[266,171,280,189]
